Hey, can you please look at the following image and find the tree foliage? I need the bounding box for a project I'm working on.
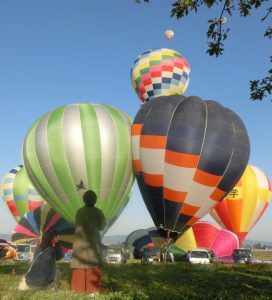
[136,0,272,101]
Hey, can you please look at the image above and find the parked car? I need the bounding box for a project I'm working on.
[232,248,253,264]
[189,248,212,264]
[104,244,130,264]
[141,246,160,263]
[14,244,37,262]
[63,250,73,263]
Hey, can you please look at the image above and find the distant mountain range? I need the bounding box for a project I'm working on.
[102,235,272,247]
[0,234,11,241]
[0,233,127,244]
[102,235,127,245]
[242,239,272,247]
[2,232,272,247]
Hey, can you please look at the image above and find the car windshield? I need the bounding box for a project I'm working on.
[16,245,30,252]
[191,251,209,258]
[143,248,159,257]
[107,248,122,253]
[233,250,252,257]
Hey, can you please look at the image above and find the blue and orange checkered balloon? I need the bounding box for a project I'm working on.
[131,48,190,103]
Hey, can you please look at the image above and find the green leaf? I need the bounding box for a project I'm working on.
[204,0,215,8]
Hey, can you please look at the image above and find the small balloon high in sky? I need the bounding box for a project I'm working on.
[164,30,174,40]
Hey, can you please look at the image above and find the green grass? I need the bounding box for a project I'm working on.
[0,260,272,299]
[253,250,272,261]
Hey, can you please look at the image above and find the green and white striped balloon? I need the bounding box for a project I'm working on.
[22,103,134,234]
[1,165,45,222]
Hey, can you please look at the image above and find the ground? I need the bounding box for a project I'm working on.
[0,257,272,300]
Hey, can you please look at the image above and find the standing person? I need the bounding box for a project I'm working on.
[185,250,191,262]
[23,230,64,290]
[70,190,106,294]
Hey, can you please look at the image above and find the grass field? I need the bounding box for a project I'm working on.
[253,250,272,261]
[0,260,272,300]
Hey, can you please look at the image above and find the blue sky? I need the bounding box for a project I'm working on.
[0,1,271,241]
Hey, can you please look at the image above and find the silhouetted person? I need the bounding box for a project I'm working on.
[24,230,63,290]
[70,190,106,294]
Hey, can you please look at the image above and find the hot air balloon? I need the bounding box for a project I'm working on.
[1,165,45,222]
[132,95,250,240]
[5,246,16,259]
[210,165,271,245]
[131,48,190,103]
[125,227,165,258]
[11,203,75,250]
[165,30,174,40]
[175,221,239,258]
[0,243,16,260]
[23,103,134,235]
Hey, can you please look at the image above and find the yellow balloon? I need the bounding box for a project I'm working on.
[210,165,271,244]
[174,228,196,251]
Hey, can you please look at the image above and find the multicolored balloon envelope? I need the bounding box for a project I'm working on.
[23,103,134,234]
[210,165,271,245]
[132,95,250,240]
[131,48,190,103]
[175,221,239,258]
[11,204,74,250]
[1,165,45,222]
[0,243,16,259]
[126,227,165,258]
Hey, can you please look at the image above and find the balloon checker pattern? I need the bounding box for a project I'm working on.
[131,48,190,103]
[175,221,239,258]
[210,165,271,244]
[132,95,250,239]
[23,103,134,234]
[1,165,45,222]
[12,203,74,249]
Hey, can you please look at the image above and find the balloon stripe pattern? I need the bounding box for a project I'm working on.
[1,165,45,222]
[23,103,134,234]
[12,204,75,249]
[1,165,22,221]
[131,48,190,103]
[210,165,271,244]
[175,221,239,258]
[132,95,250,238]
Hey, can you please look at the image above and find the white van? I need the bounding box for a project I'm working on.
[14,244,37,262]
[189,248,211,264]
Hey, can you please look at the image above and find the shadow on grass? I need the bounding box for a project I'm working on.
[102,263,272,299]
[0,261,29,275]
[0,261,272,299]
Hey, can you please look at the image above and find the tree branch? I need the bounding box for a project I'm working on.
[250,56,272,100]
[135,0,272,100]
[206,0,232,56]
[261,5,272,21]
